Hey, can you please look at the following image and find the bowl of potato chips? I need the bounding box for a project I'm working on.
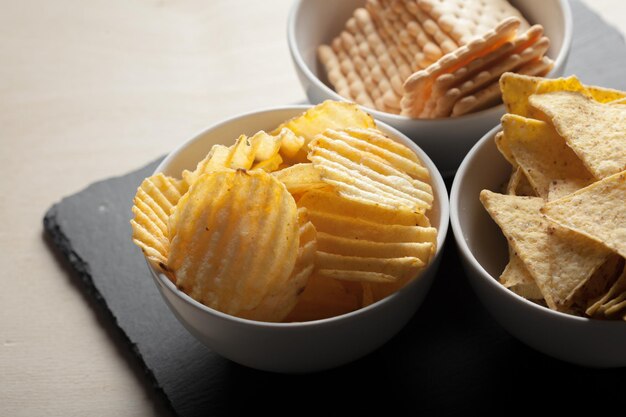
[131,101,449,373]
[288,0,572,176]
[451,73,626,367]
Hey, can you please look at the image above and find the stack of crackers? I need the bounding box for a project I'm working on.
[318,0,553,118]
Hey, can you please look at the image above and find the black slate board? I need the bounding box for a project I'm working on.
[44,2,626,416]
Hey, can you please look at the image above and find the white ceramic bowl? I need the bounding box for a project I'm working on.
[288,0,572,176]
[450,126,626,368]
[149,106,450,373]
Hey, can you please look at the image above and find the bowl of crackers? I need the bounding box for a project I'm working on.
[288,0,572,176]
[131,101,449,373]
[450,73,626,367]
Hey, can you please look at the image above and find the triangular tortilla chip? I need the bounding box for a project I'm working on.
[500,246,543,300]
[506,167,536,197]
[501,114,593,198]
[546,225,611,309]
[499,73,590,119]
[480,190,613,310]
[542,171,626,258]
[530,92,626,179]
[480,190,556,307]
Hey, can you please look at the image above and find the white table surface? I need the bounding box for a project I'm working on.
[1,1,624,415]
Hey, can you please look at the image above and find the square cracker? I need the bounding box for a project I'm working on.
[530,91,626,179]
[401,17,521,117]
[417,0,530,44]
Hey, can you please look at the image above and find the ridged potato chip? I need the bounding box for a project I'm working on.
[299,189,435,291]
[167,169,302,321]
[308,127,432,213]
[238,208,317,322]
[272,163,327,194]
[273,101,376,162]
[130,173,188,277]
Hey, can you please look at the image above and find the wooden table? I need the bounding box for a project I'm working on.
[1,1,624,415]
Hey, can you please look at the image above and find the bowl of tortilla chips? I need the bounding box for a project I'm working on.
[450,73,626,367]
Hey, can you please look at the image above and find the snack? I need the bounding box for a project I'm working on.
[481,73,626,319]
[131,101,438,322]
[318,0,553,118]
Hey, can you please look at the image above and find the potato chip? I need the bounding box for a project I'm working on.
[272,163,327,194]
[251,153,283,172]
[275,127,305,160]
[499,248,543,301]
[285,273,359,322]
[298,189,431,227]
[308,128,433,213]
[541,171,626,258]
[272,101,375,159]
[529,91,626,179]
[481,190,616,310]
[167,169,301,321]
[131,173,188,277]
[500,114,593,198]
[239,208,317,321]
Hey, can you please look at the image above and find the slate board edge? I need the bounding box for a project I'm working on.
[42,161,175,415]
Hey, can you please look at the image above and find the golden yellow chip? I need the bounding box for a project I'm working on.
[275,127,305,160]
[130,173,188,277]
[285,273,359,322]
[308,128,433,213]
[238,208,316,322]
[542,171,626,258]
[167,169,301,322]
[273,101,376,144]
[272,163,327,194]
[529,91,626,179]
[585,85,626,104]
[499,73,589,119]
[500,114,593,198]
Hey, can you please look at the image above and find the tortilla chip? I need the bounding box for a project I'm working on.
[495,131,516,167]
[546,224,611,309]
[506,167,536,197]
[480,190,556,308]
[500,246,543,300]
[499,73,590,120]
[529,92,626,179]
[542,171,626,258]
[547,179,590,202]
[585,85,626,104]
[583,257,625,317]
[501,114,593,198]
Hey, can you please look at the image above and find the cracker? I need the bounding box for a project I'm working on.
[541,171,626,258]
[530,92,626,179]
[500,114,593,198]
[404,0,459,55]
[401,17,521,117]
[448,38,551,117]
[417,0,530,44]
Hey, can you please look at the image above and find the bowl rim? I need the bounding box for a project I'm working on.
[450,125,626,327]
[151,104,450,329]
[287,0,573,122]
